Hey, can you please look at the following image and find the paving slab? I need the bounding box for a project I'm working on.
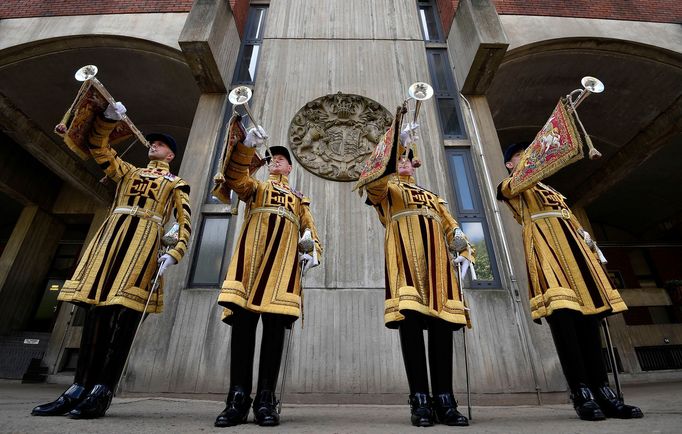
[1,381,680,433]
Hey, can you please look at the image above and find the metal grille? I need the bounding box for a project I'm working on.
[0,333,50,379]
[635,345,682,371]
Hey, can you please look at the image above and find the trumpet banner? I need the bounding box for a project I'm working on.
[55,81,134,160]
[508,98,586,196]
[354,106,402,192]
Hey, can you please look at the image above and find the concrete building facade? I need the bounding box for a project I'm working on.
[1,0,681,405]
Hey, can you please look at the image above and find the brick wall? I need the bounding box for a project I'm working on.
[0,0,194,19]
[230,0,249,38]
[0,0,250,39]
[437,0,682,35]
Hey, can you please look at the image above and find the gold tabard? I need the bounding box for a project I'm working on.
[497,179,627,320]
[365,174,474,328]
[58,117,192,313]
[217,143,323,324]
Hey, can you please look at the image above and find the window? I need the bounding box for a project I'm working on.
[189,5,270,287]
[189,215,233,287]
[205,100,234,204]
[426,49,466,138]
[232,6,268,84]
[417,1,444,42]
[446,148,500,288]
[416,1,467,139]
[188,98,236,288]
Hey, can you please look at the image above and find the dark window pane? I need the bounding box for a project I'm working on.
[234,44,260,83]
[205,101,233,204]
[449,154,475,210]
[437,98,463,137]
[419,6,441,41]
[190,216,230,286]
[429,52,450,94]
[245,8,267,41]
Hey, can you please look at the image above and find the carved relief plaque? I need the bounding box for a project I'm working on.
[288,92,393,181]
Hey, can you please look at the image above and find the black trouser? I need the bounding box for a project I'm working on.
[546,309,608,392]
[74,305,142,390]
[398,312,460,396]
[229,309,288,395]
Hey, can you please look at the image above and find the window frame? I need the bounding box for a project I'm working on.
[417,0,446,43]
[445,148,501,289]
[232,5,268,85]
[425,48,467,139]
[188,213,234,288]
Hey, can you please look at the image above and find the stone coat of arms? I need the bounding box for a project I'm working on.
[288,92,393,181]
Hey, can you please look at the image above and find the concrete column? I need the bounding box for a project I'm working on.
[118,0,244,394]
[448,0,508,95]
[461,94,568,395]
[0,205,65,334]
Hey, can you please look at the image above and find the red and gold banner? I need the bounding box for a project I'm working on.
[354,105,403,192]
[54,80,136,160]
[212,114,247,204]
[212,114,266,204]
[508,98,587,196]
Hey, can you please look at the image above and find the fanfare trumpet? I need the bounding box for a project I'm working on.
[566,76,605,159]
[228,85,272,159]
[399,82,434,161]
[407,81,434,123]
[567,76,605,111]
[55,64,149,160]
[505,75,605,196]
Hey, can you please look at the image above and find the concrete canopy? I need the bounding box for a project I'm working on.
[0,36,201,195]
[487,38,682,242]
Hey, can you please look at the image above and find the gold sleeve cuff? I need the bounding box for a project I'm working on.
[232,142,257,166]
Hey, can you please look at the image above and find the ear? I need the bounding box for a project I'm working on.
[166,152,175,163]
[505,161,514,170]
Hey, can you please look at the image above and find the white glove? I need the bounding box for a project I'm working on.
[158,253,177,276]
[399,122,419,145]
[104,101,126,121]
[299,249,319,274]
[449,228,468,252]
[243,125,268,148]
[578,228,608,264]
[453,255,477,281]
[298,228,315,253]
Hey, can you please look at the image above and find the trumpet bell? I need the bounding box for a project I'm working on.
[75,65,98,82]
[229,86,253,105]
[581,76,604,93]
[408,82,434,101]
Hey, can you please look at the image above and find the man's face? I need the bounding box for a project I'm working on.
[148,140,175,162]
[268,154,292,175]
[505,150,523,172]
[397,157,415,176]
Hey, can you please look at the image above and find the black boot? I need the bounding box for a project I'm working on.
[68,384,113,419]
[215,386,252,427]
[253,390,280,427]
[433,393,468,426]
[31,383,87,416]
[570,384,605,421]
[593,385,643,419]
[409,393,434,427]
